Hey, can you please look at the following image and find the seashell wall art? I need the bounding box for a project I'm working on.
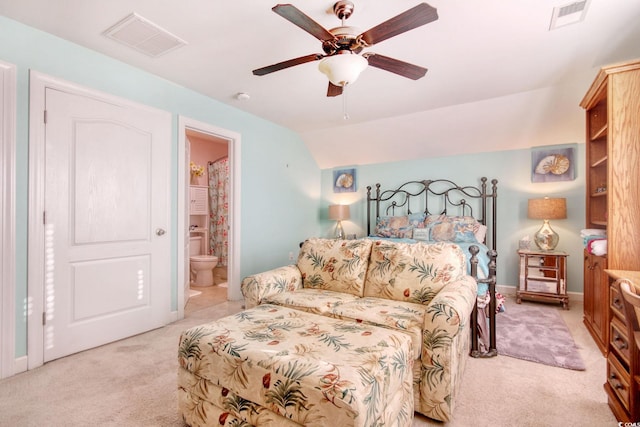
[531,144,576,183]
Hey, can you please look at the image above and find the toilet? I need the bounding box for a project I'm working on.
[189,236,218,287]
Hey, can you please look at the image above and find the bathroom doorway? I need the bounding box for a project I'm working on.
[177,116,241,319]
[186,129,228,312]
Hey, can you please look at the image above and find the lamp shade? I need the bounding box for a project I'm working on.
[328,204,350,221]
[528,198,567,220]
[318,53,368,87]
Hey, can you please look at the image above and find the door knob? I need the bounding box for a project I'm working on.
[156,228,166,236]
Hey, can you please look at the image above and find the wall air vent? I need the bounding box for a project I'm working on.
[549,0,590,30]
[103,12,187,57]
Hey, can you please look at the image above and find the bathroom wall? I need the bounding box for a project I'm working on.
[188,132,227,236]
[188,132,228,187]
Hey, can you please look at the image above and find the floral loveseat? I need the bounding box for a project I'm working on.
[241,238,478,422]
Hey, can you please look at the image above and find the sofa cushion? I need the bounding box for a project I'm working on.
[297,238,373,297]
[331,297,426,360]
[364,240,467,303]
[263,289,360,316]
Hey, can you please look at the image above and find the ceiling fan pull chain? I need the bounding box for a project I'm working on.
[343,84,349,120]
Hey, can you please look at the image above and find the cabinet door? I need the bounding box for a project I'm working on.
[190,186,208,215]
[584,252,608,354]
[584,251,595,322]
[592,255,608,336]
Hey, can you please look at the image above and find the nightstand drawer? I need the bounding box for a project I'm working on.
[608,352,631,411]
[610,316,630,364]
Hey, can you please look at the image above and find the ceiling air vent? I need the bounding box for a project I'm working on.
[549,0,590,30]
[103,12,187,57]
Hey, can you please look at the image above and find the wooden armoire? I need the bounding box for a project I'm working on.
[580,58,640,422]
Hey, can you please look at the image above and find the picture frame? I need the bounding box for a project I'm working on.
[333,168,357,193]
[531,144,576,183]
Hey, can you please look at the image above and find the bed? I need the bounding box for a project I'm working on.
[366,177,500,358]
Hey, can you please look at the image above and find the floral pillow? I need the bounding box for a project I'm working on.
[407,212,427,228]
[374,213,426,239]
[374,215,411,238]
[424,215,483,243]
[297,238,372,296]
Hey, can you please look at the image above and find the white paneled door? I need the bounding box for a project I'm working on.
[43,87,171,362]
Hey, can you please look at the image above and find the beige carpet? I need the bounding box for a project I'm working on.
[0,295,616,426]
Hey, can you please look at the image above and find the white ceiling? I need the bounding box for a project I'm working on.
[2,0,640,168]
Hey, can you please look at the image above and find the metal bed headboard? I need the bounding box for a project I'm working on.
[366,177,498,251]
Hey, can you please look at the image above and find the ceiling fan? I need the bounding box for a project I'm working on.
[252,2,438,97]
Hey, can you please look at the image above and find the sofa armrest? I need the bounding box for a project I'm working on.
[240,265,303,308]
[423,275,478,339]
[418,275,477,421]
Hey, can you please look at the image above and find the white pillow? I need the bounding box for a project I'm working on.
[412,228,430,241]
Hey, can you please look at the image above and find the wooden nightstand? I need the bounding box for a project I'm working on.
[517,249,569,309]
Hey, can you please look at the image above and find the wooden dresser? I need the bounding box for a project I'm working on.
[604,270,640,422]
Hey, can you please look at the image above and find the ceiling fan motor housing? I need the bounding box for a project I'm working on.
[323,26,362,54]
[333,1,355,21]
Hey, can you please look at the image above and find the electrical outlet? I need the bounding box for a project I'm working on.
[289,251,294,261]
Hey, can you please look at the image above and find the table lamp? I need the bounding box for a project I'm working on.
[528,197,567,251]
[328,204,350,239]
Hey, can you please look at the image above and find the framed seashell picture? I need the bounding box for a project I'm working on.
[333,168,357,193]
[531,144,576,182]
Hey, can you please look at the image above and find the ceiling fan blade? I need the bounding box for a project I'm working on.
[327,82,343,97]
[359,3,438,47]
[253,53,324,76]
[272,4,335,41]
[364,53,427,80]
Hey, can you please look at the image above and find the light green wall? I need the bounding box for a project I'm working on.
[1,14,588,362]
[321,146,586,293]
[0,16,321,358]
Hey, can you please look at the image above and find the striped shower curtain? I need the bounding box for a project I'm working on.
[208,158,229,266]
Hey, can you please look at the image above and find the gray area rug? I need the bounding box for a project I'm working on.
[496,302,586,370]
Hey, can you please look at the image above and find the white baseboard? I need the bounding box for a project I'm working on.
[568,291,584,302]
[497,284,517,297]
[496,285,584,303]
[14,355,27,375]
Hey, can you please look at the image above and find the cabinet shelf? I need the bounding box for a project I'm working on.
[591,220,607,226]
[591,123,608,140]
[591,190,607,198]
[591,155,608,168]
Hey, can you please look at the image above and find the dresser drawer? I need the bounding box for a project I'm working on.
[611,284,626,321]
[610,316,631,365]
[608,352,631,411]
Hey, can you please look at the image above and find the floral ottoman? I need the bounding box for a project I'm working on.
[178,304,414,427]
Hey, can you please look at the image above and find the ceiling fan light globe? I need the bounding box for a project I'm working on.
[318,54,368,86]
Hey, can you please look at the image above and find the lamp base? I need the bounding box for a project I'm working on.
[534,220,559,251]
[334,221,345,239]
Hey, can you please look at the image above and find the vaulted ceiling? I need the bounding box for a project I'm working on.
[2,0,639,168]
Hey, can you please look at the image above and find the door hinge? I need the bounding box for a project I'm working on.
[42,312,46,326]
[44,110,47,124]
[43,211,46,225]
